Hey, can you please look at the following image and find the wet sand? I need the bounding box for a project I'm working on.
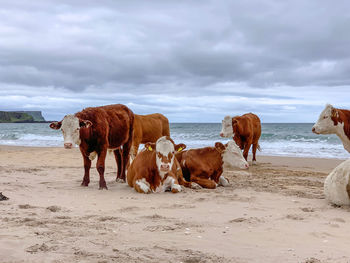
[0,146,349,262]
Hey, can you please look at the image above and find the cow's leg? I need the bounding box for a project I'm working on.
[191,176,217,189]
[243,139,252,161]
[113,148,122,181]
[218,176,230,187]
[162,174,182,193]
[130,140,140,162]
[134,178,151,194]
[81,155,91,186]
[252,143,258,164]
[120,140,132,181]
[96,150,108,190]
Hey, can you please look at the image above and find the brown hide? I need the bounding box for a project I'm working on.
[131,113,170,158]
[71,104,134,189]
[232,113,261,161]
[332,108,350,141]
[176,145,224,189]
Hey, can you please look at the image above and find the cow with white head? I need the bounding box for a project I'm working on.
[175,140,249,189]
[49,104,134,189]
[127,136,195,194]
[312,104,350,153]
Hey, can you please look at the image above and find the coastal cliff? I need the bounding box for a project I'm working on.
[0,111,45,123]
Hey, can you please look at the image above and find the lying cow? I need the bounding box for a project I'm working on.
[50,104,134,189]
[127,136,196,193]
[324,159,350,206]
[176,141,249,189]
[312,104,350,153]
[220,113,261,163]
[131,113,170,161]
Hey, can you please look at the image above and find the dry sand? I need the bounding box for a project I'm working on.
[0,146,349,262]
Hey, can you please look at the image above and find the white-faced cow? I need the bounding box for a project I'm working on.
[324,159,350,206]
[220,113,261,163]
[312,104,350,153]
[127,136,197,194]
[49,104,134,189]
[175,141,249,189]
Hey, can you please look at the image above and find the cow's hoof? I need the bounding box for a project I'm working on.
[81,182,89,187]
[116,178,125,183]
[191,182,202,190]
[252,160,257,166]
[99,186,108,190]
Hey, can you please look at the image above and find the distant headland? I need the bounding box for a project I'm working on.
[0,111,47,123]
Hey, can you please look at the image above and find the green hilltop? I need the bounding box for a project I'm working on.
[0,111,46,123]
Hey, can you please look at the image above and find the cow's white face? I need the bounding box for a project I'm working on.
[60,115,81,148]
[49,115,92,149]
[220,115,233,138]
[222,141,249,169]
[155,137,175,177]
[312,104,338,135]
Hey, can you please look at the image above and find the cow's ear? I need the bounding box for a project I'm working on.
[80,120,92,128]
[331,108,339,118]
[49,121,62,130]
[215,142,225,153]
[175,143,186,152]
[145,142,156,151]
[232,119,238,125]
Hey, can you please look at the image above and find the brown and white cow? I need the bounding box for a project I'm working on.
[220,113,261,163]
[49,104,134,190]
[312,104,350,153]
[130,113,170,161]
[176,141,249,189]
[127,136,196,193]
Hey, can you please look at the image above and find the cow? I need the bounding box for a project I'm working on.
[312,104,350,153]
[49,104,134,190]
[175,141,249,189]
[130,113,170,161]
[324,159,350,206]
[127,136,198,194]
[220,113,261,163]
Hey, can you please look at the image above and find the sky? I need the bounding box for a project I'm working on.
[1,0,350,123]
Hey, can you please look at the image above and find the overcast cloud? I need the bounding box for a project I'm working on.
[1,0,350,122]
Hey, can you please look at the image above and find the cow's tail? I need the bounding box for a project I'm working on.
[257,144,262,152]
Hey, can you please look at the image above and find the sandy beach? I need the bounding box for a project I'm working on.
[0,146,349,262]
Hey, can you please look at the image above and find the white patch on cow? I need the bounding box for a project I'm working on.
[324,159,350,206]
[155,136,175,178]
[182,159,186,167]
[220,115,234,138]
[89,151,97,161]
[60,114,81,146]
[136,178,150,193]
[191,182,202,189]
[222,141,249,169]
[172,183,182,192]
[313,104,350,153]
[218,176,230,187]
[161,176,181,193]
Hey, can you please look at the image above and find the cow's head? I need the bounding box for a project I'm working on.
[215,141,249,169]
[312,104,340,135]
[49,114,92,149]
[145,136,186,177]
[220,115,234,138]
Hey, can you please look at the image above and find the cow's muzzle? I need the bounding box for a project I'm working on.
[311,127,319,134]
[160,163,170,172]
[64,143,73,149]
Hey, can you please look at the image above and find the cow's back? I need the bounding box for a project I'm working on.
[241,113,261,141]
[77,104,134,148]
[135,113,170,144]
[127,149,155,187]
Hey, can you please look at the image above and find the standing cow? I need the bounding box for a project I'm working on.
[49,104,134,189]
[176,141,249,189]
[312,104,350,153]
[220,113,261,163]
[130,113,170,161]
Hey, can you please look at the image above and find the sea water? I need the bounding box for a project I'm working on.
[0,123,348,159]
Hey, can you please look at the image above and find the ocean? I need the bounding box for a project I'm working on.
[0,123,348,159]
